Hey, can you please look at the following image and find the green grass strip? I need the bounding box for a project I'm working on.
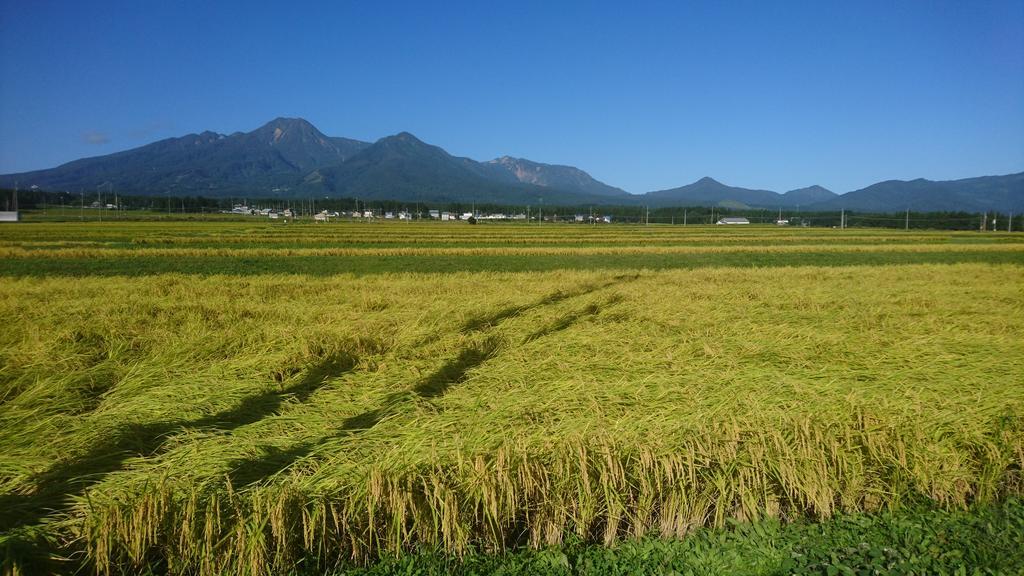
[2,250,1022,277]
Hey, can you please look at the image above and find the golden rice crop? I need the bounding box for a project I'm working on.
[2,221,1021,249]
[1,252,1022,574]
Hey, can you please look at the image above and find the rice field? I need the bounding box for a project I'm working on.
[1,221,1022,575]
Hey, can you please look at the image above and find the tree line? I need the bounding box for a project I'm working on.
[1,188,1016,231]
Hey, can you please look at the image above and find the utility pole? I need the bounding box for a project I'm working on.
[905,208,909,231]
[981,212,986,232]
[840,209,845,230]
[1009,213,1014,232]
[683,209,687,226]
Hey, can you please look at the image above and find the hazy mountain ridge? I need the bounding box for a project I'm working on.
[0,119,620,204]
[812,174,1024,213]
[309,132,571,204]
[644,175,1021,212]
[0,118,372,196]
[485,156,630,199]
[1,117,1020,211]
[781,185,838,206]
[645,177,792,208]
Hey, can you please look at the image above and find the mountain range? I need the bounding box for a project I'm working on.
[2,117,1021,212]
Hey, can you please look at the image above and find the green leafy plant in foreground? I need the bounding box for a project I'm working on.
[339,499,1024,575]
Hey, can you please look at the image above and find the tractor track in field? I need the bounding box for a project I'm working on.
[457,273,637,335]
[1,276,641,524]
[225,275,638,487]
[0,347,365,532]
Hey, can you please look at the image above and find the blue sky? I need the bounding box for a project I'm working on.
[1,0,1022,193]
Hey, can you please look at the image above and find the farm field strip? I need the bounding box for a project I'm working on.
[8,237,1014,250]
[3,242,1024,259]
[2,221,1022,247]
[4,250,1022,279]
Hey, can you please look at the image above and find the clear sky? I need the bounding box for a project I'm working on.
[1,0,1022,193]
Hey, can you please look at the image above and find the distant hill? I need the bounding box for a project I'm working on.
[808,173,1024,213]
[1,117,1020,211]
[781,185,838,206]
[642,178,844,209]
[644,177,794,208]
[484,156,630,199]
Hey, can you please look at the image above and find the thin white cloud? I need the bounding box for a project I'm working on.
[82,131,110,145]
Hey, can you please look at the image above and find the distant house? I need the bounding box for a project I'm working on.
[717,217,750,225]
[0,211,19,223]
[428,210,440,219]
[776,219,789,226]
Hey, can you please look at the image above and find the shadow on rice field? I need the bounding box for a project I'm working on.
[226,338,504,488]
[0,346,363,532]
